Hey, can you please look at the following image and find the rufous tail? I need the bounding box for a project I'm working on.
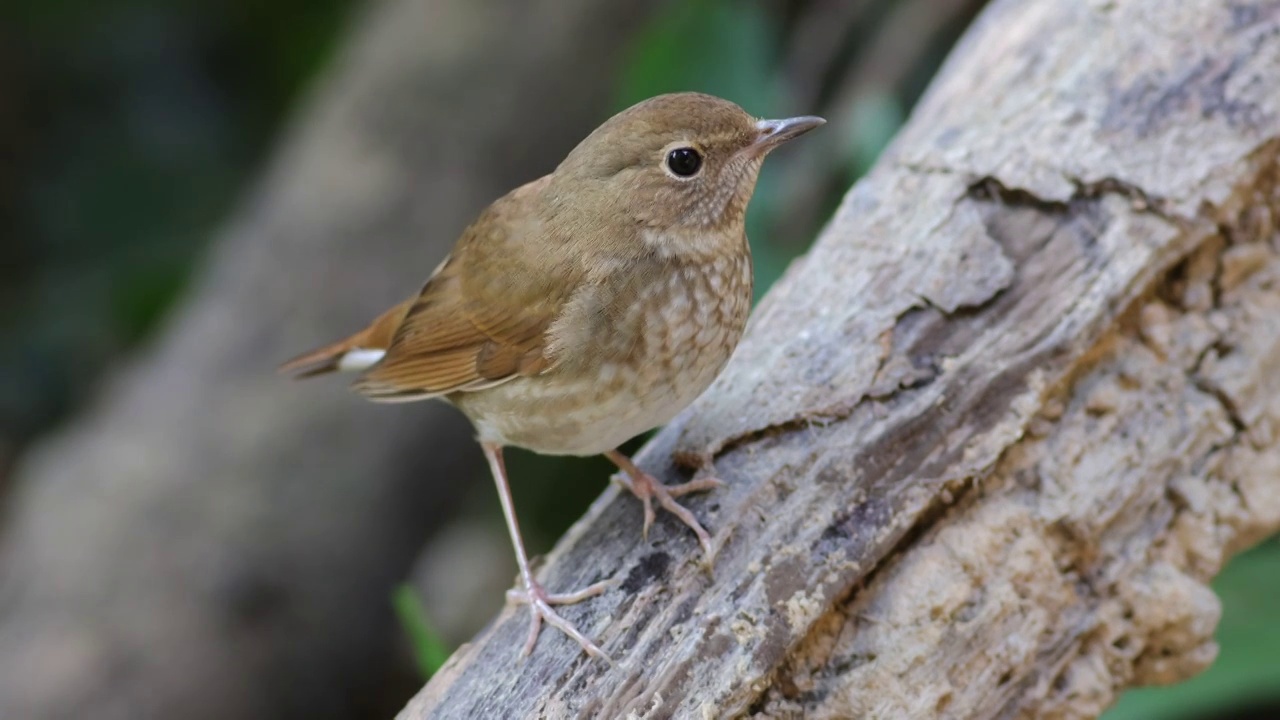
[278,299,413,378]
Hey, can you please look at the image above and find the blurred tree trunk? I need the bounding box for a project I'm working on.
[0,0,654,718]
[404,1,1280,717]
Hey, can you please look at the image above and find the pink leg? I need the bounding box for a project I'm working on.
[604,449,723,559]
[481,443,613,663]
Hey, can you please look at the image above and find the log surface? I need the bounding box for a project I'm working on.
[404,1,1280,718]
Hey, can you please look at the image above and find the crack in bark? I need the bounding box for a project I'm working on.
[968,174,1186,227]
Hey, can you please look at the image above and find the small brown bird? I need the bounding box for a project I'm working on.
[281,92,822,661]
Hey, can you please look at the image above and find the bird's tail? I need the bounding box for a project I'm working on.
[278,299,413,378]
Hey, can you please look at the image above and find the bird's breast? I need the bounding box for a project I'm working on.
[457,252,753,456]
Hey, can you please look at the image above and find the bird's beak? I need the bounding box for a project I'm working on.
[747,115,826,154]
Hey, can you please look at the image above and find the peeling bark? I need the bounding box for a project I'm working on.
[403,1,1280,718]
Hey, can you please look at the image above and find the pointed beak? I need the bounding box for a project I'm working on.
[748,115,826,153]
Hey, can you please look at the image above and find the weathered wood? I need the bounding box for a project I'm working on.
[404,1,1280,717]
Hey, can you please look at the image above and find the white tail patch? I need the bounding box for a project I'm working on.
[337,348,386,372]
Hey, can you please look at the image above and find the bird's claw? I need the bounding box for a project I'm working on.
[507,578,614,664]
[613,469,721,559]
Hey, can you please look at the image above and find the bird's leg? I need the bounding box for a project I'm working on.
[481,443,613,663]
[604,449,722,559]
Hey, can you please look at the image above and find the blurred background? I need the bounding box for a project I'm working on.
[0,0,1274,718]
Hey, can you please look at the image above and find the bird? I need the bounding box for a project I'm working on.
[280,92,823,662]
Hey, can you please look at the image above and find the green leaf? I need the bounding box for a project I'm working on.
[392,584,453,680]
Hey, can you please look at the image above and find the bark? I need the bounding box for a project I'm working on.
[403,1,1280,718]
[0,1,653,719]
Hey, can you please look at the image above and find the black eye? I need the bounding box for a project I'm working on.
[665,147,703,177]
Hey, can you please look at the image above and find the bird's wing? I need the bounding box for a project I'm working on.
[352,176,579,401]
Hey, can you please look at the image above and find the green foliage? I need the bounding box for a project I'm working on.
[615,0,779,115]
[392,584,453,680]
[1103,538,1280,720]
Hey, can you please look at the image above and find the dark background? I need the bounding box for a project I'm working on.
[1,0,1275,718]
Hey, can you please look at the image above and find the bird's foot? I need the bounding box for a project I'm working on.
[607,452,722,559]
[506,577,614,664]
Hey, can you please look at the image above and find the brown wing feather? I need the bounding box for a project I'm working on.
[351,175,577,400]
[278,299,413,378]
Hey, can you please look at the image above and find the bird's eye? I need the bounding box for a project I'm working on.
[665,147,703,178]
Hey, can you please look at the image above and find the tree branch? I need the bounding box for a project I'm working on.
[403,0,1280,717]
